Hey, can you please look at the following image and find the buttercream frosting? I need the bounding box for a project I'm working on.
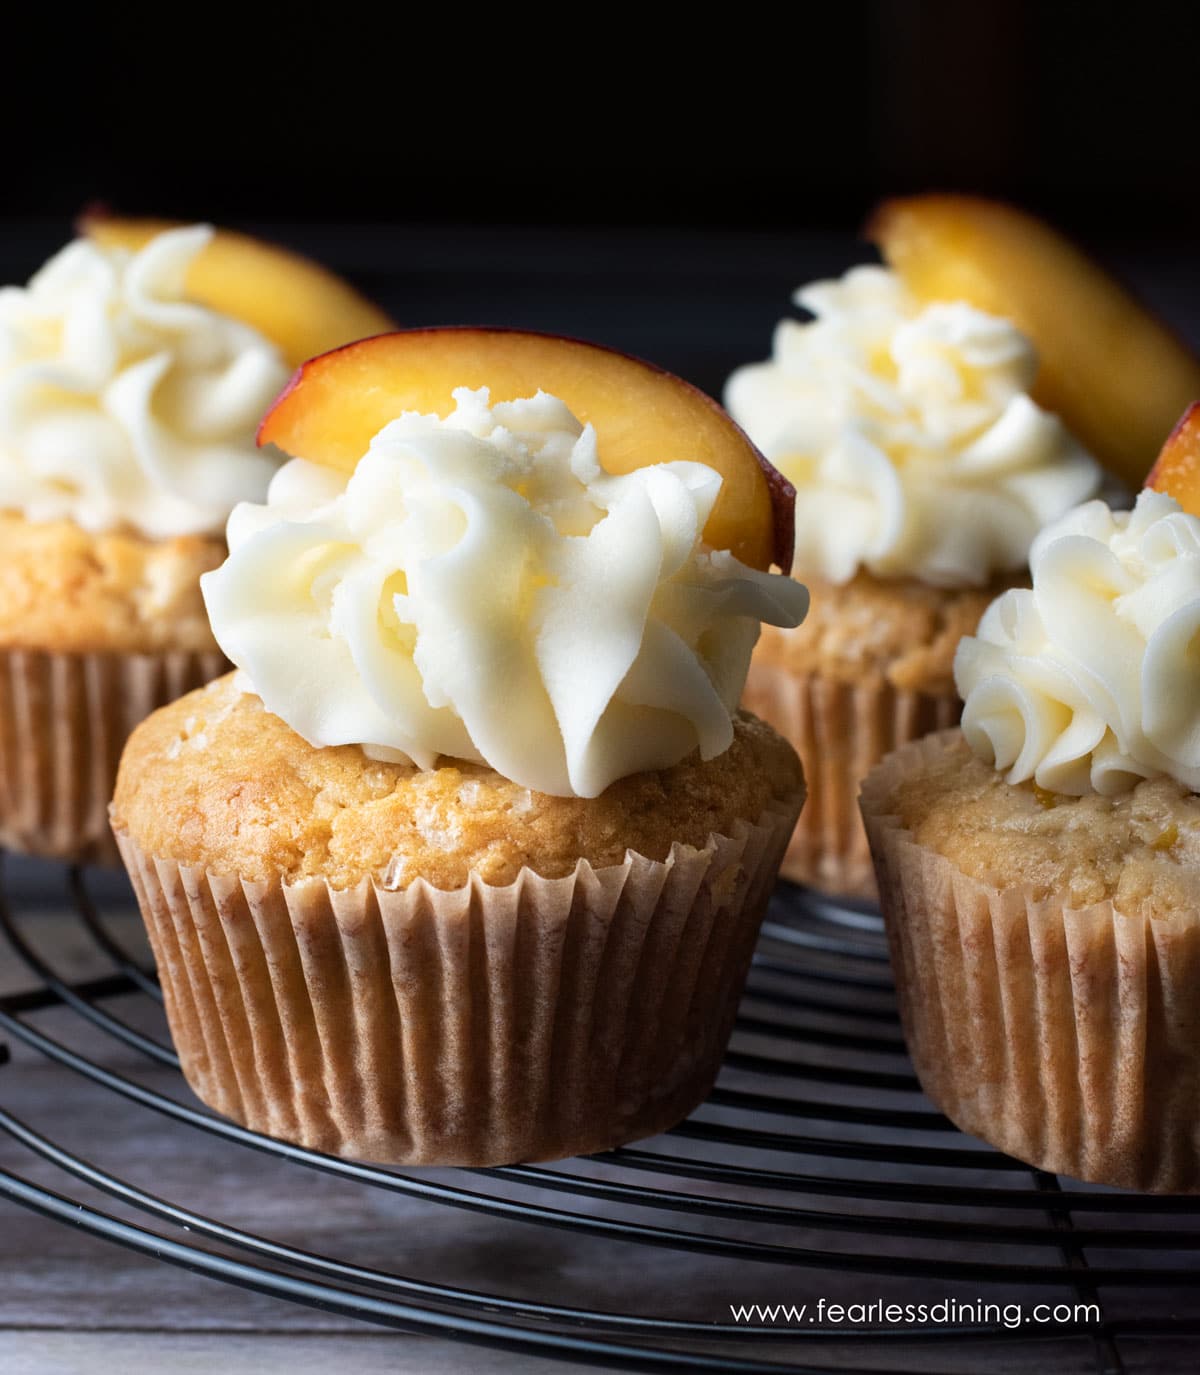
[956,489,1200,795]
[0,225,288,539]
[724,265,1102,586]
[203,386,809,797]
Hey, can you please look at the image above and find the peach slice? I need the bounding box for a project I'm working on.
[258,328,795,572]
[867,194,1200,488]
[1145,402,1200,513]
[78,209,395,369]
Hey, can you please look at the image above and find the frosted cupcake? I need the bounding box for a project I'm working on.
[862,432,1200,1190]
[111,329,808,1166]
[726,263,1102,898]
[0,220,391,863]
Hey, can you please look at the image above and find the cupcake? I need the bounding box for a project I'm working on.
[111,328,808,1166]
[727,248,1102,898]
[0,217,392,864]
[862,419,1200,1191]
[729,195,1200,901]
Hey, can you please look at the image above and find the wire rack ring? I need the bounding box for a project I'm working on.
[1,855,1198,1374]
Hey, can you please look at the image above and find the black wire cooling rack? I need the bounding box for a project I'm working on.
[1,858,1198,1374]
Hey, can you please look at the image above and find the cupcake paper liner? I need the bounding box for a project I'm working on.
[0,647,227,867]
[115,785,802,1167]
[861,731,1200,1192]
[741,659,958,900]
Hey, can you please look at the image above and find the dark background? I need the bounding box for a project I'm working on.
[4,1,1200,399]
[8,2,1199,235]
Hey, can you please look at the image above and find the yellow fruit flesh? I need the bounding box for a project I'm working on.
[258,329,784,571]
[81,213,394,369]
[1145,402,1200,514]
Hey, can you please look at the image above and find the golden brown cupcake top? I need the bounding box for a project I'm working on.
[753,569,1022,696]
[0,515,223,654]
[112,674,802,890]
[872,730,1200,918]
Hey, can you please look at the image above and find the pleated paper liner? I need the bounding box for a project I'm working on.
[861,730,1200,1193]
[115,786,803,1167]
[0,647,228,867]
[741,658,959,901]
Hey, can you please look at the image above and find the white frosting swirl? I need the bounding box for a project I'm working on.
[0,226,289,539]
[724,266,1102,586]
[202,387,808,797]
[956,490,1200,795]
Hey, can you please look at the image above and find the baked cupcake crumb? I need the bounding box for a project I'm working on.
[0,515,223,654]
[755,570,1023,695]
[112,674,802,890]
[883,731,1200,917]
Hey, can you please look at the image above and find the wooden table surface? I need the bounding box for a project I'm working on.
[4,223,1200,1375]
